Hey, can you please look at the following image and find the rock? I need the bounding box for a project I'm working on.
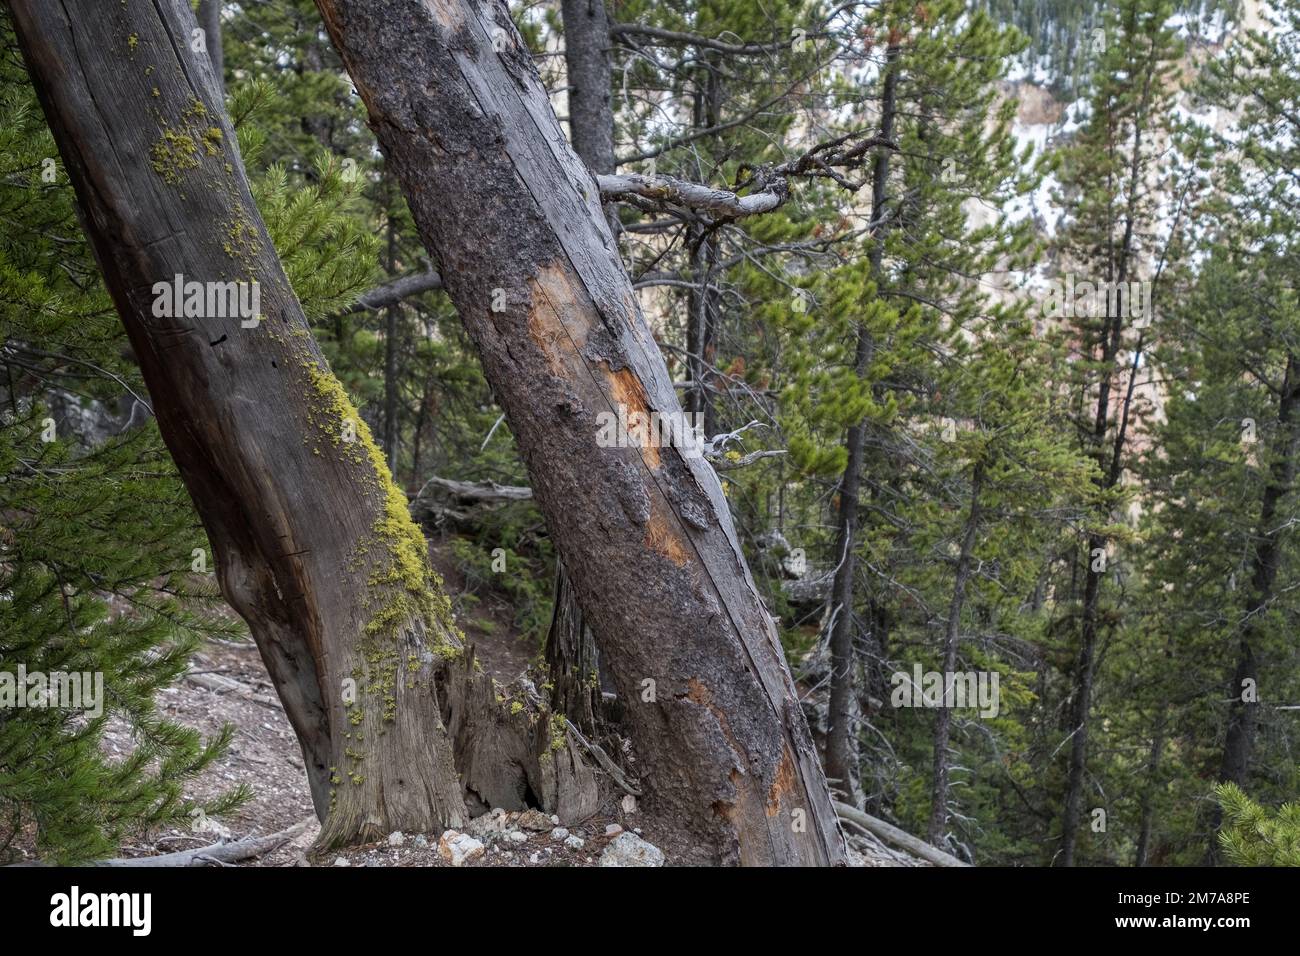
[528,851,540,864]
[465,807,510,839]
[517,808,552,831]
[550,814,560,825]
[506,829,528,843]
[332,856,350,867]
[387,831,406,847]
[550,826,570,841]
[413,834,428,849]
[604,823,624,837]
[437,830,485,867]
[599,832,664,867]
[564,834,585,851]
[621,794,638,814]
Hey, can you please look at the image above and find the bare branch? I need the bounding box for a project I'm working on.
[343,268,443,314]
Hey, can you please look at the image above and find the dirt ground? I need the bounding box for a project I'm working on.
[8,541,918,867]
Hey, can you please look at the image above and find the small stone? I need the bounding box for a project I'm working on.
[550,814,560,825]
[387,831,405,847]
[508,830,528,843]
[529,851,540,864]
[437,830,485,867]
[517,808,552,831]
[599,832,665,868]
[465,807,511,838]
[621,794,638,814]
[550,826,570,841]
[413,834,428,849]
[604,823,624,837]
[332,856,350,867]
[564,834,585,851]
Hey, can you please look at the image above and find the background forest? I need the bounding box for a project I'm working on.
[2,0,1299,867]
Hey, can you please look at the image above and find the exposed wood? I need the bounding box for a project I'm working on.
[7,819,316,868]
[413,475,533,503]
[313,0,846,865]
[597,172,787,220]
[440,647,600,822]
[544,562,602,734]
[343,268,444,315]
[834,802,971,868]
[97,819,314,868]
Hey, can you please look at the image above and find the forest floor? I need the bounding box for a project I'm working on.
[10,540,920,866]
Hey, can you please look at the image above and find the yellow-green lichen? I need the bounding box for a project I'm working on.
[150,129,199,184]
[149,100,218,187]
[301,361,459,644]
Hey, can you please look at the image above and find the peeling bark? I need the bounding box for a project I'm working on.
[313,0,845,865]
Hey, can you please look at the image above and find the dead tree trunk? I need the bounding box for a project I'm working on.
[8,0,473,849]
[544,0,616,731]
[544,564,601,733]
[313,0,846,865]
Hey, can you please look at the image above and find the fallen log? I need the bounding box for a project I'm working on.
[833,801,972,868]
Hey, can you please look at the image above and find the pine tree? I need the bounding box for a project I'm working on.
[1046,0,1187,866]
[0,17,246,862]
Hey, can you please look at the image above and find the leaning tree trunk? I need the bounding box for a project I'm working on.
[7,0,473,849]
[314,0,846,865]
[542,0,615,731]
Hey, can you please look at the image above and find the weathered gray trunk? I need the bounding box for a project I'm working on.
[546,0,614,729]
[11,0,475,851]
[314,0,845,865]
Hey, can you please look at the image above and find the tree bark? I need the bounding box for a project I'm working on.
[546,0,615,735]
[8,0,470,849]
[313,0,846,865]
